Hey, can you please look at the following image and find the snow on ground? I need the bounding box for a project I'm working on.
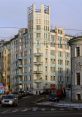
[37,101,82,109]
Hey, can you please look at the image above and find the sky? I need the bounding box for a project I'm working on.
[0,0,82,39]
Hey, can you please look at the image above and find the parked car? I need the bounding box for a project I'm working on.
[12,91,22,99]
[1,94,18,106]
[0,95,6,104]
[48,93,59,102]
[18,90,26,97]
[26,91,33,95]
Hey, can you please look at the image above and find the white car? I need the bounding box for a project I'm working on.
[1,94,18,106]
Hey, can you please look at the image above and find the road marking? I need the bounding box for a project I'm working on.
[1,109,10,114]
[51,108,56,111]
[21,108,29,112]
[59,108,65,111]
[41,108,46,111]
[12,109,18,113]
[32,107,38,111]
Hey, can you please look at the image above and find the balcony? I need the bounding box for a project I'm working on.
[17,56,22,60]
[33,70,42,74]
[34,53,43,57]
[34,78,43,83]
[17,64,23,68]
[34,61,43,65]
[16,72,23,76]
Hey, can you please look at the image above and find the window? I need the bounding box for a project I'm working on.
[65,52,69,58]
[36,25,41,30]
[45,58,48,63]
[24,59,27,64]
[51,76,55,81]
[50,35,55,47]
[65,60,70,66]
[51,59,55,64]
[76,47,80,57]
[76,73,80,85]
[58,51,63,57]
[58,37,62,48]
[24,51,27,56]
[77,94,81,100]
[58,67,63,73]
[58,29,62,34]
[0,53,1,58]
[36,33,41,38]
[58,60,63,65]
[45,76,47,80]
[51,67,55,72]
[50,50,55,56]
[45,66,47,71]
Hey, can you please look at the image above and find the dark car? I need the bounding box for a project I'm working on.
[48,93,59,102]
[26,91,33,95]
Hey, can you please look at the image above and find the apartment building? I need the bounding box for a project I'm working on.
[1,4,71,95]
[10,29,27,91]
[27,4,71,94]
[0,40,5,83]
[50,28,71,97]
[3,41,11,91]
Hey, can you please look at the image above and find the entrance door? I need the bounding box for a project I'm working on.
[77,94,81,101]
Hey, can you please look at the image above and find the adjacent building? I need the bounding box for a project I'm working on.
[3,41,11,91]
[69,36,82,101]
[0,40,5,83]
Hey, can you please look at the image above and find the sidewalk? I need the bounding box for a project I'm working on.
[37,100,82,109]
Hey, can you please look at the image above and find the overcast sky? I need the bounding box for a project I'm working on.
[0,0,82,39]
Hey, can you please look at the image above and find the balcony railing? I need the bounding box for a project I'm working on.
[34,61,43,65]
[34,53,43,57]
[16,72,23,76]
[34,78,43,83]
[33,70,42,74]
[17,56,22,60]
[17,64,23,68]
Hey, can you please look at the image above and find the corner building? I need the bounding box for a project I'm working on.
[27,4,51,94]
[1,4,71,95]
[27,4,71,95]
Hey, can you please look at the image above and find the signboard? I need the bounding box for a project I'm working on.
[0,83,5,94]
[50,84,56,90]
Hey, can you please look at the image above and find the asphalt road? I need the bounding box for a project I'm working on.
[18,95,46,107]
[0,95,47,113]
[1,111,82,117]
[0,95,82,117]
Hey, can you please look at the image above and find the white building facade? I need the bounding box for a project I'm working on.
[1,4,71,95]
[27,4,71,94]
[27,4,51,94]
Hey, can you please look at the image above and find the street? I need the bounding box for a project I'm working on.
[1,111,82,117]
[0,95,82,117]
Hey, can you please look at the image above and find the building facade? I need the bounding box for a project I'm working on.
[69,36,82,101]
[3,41,11,91]
[0,4,71,95]
[0,40,5,83]
[27,4,71,94]
[10,29,28,91]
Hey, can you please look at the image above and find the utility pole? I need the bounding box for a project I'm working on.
[70,48,72,102]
